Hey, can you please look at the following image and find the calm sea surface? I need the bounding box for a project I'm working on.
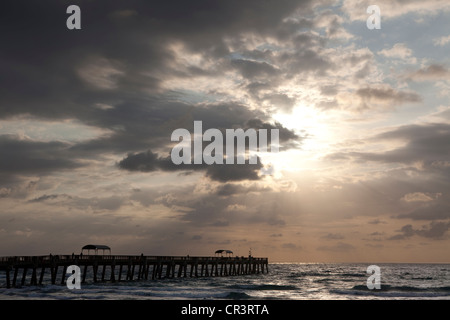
[1,263,449,300]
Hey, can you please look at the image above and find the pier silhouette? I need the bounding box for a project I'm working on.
[0,254,269,288]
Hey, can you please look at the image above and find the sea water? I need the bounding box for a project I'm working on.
[0,263,449,300]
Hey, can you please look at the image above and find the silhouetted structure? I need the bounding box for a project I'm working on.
[0,254,268,288]
[81,244,111,255]
[215,249,233,257]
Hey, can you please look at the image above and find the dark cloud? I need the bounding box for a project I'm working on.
[0,135,84,176]
[28,194,71,203]
[118,150,263,182]
[277,49,332,76]
[263,93,297,113]
[209,220,229,227]
[215,184,250,197]
[368,219,387,225]
[406,64,450,81]
[245,119,303,149]
[281,243,299,249]
[118,150,170,172]
[205,162,262,182]
[214,183,273,196]
[320,85,339,96]
[417,222,450,239]
[70,101,272,154]
[270,233,283,237]
[389,222,450,240]
[231,59,280,80]
[327,123,450,165]
[388,224,416,240]
[395,204,450,220]
[321,233,345,240]
[356,85,422,106]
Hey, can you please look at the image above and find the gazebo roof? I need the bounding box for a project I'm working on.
[215,249,233,254]
[82,244,111,251]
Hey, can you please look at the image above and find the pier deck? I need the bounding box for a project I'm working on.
[0,254,269,288]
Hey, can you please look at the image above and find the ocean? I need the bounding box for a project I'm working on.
[0,263,449,300]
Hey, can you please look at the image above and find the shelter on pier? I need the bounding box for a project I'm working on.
[82,244,111,255]
[215,249,233,257]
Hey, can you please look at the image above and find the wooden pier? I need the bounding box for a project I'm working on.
[0,254,269,288]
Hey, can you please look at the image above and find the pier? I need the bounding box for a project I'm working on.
[0,254,269,288]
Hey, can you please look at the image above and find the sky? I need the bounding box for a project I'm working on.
[1,0,450,262]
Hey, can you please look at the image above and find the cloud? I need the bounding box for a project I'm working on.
[231,59,280,80]
[388,224,416,240]
[225,204,247,212]
[342,0,450,21]
[389,222,450,240]
[214,183,273,196]
[77,57,125,90]
[426,106,450,121]
[281,243,299,249]
[395,204,450,220]
[324,83,423,113]
[400,192,440,203]
[118,150,167,172]
[118,150,264,182]
[0,135,84,177]
[116,116,302,182]
[28,194,70,203]
[245,119,303,149]
[327,123,450,165]
[378,43,417,64]
[405,64,450,81]
[355,85,421,108]
[263,93,298,113]
[270,233,283,237]
[321,233,345,240]
[368,219,387,225]
[205,163,263,182]
[433,35,450,47]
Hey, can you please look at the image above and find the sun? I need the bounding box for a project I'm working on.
[269,103,338,173]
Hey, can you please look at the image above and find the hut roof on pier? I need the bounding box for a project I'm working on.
[215,249,233,254]
[81,244,111,255]
[82,244,111,251]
